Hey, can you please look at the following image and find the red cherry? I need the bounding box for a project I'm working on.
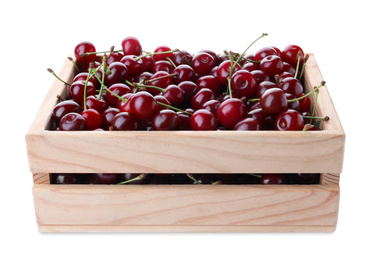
[59,112,88,131]
[190,109,218,130]
[120,55,143,76]
[191,52,215,76]
[217,60,242,86]
[177,111,192,130]
[101,107,119,129]
[274,109,304,131]
[298,94,312,113]
[154,95,172,111]
[121,36,142,56]
[253,46,278,62]
[248,108,274,130]
[233,118,262,131]
[148,71,174,95]
[52,100,82,123]
[191,88,215,111]
[171,50,193,66]
[281,44,304,68]
[153,46,174,61]
[217,98,248,129]
[105,83,132,106]
[118,93,134,112]
[256,81,278,98]
[162,85,184,107]
[129,91,158,119]
[260,55,284,77]
[111,112,140,130]
[106,52,124,66]
[70,81,96,104]
[81,109,102,130]
[173,64,195,84]
[260,174,286,184]
[230,70,257,98]
[152,109,180,130]
[104,62,128,85]
[73,72,98,89]
[279,77,303,97]
[201,99,220,116]
[260,88,288,116]
[178,81,200,108]
[196,75,222,95]
[251,70,270,85]
[152,60,175,74]
[74,41,96,64]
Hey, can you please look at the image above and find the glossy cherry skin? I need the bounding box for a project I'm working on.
[59,112,88,131]
[148,71,174,95]
[260,88,288,116]
[200,49,219,65]
[120,55,143,76]
[281,44,304,68]
[177,111,192,130]
[111,112,140,130]
[282,62,296,76]
[230,70,257,98]
[118,93,134,112]
[106,52,124,66]
[285,93,300,111]
[105,83,132,106]
[191,52,215,76]
[129,91,158,120]
[152,109,180,130]
[251,70,270,85]
[196,75,222,95]
[190,109,218,130]
[85,95,109,114]
[260,174,286,184]
[298,94,312,113]
[274,109,304,131]
[217,98,248,129]
[256,81,278,98]
[73,72,98,89]
[92,174,121,184]
[51,174,82,184]
[248,108,274,130]
[104,62,128,86]
[253,46,278,62]
[233,118,262,131]
[173,64,195,84]
[152,60,174,74]
[178,81,200,108]
[74,41,96,64]
[217,60,242,86]
[171,50,193,66]
[153,46,174,61]
[70,81,96,104]
[191,88,215,111]
[162,85,184,107]
[279,77,303,97]
[260,55,284,77]
[154,95,172,111]
[201,99,220,116]
[242,62,260,72]
[121,36,142,56]
[52,100,82,123]
[101,107,120,129]
[81,109,102,130]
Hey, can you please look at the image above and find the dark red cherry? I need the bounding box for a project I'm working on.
[217,60,242,86]
[260,174,286,184]
[70,81,96,104]
[121,36,142,56]
[152,60,175,74]
[105,83,132,106]
[111,112,139,130]
[173,64,195,84]
[256,81,278,98]
[73,72,98,89]
[298,94,312,113]
[120,55,143,76]
[274,109,304,131]
[248,108,274,130]
[104,62,128,85]
[138,55,154,72]
[148,71,174,95]
[242,62,260,72]
[190,109,218,130]
[59,112,88,131]
[153,46,174,61]
[251,70,270,85]
[129,91,158,119]
[154,95,172,111]
[177,111,192,130]
[101,107,120,129]
[200,49,218,65]
[230,70,257,98]
[281,44,304,68]
[106,52,124,66]
[191,88,215,111]
[254,46,278,62]
[260,55,284,77]
[85,95,109,114]
[260,88,288,116]
[201,99,220,116]
[93,174,121,184]
[285,93,300,111]
[162,85,184,107]
[134,71,152,84]
[282,62,296,76]
[152,109,180,130]
[118,93,134,112]
[51,174,82,184]
[279,77,303,97]
[81,109,102,130]
[196,75,222,95]
[74,41,96,64]
[171,50,193,66]
[52,100,82,123]
[233,118,262,131]
[217,98,248,129]
[191,52,215,76]
[178,81,200,108]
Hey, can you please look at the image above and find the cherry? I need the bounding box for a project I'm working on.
[217,98,248,129]
[81,108,102,130]
[154,95,172,111]
[200,49,219,65]
[279,77,303,97]
[111,112,139,130]
[190,109,217,130]
[52,100,82,123]
[92,173,121,184]
[121,36,142,56]
[196,75,222,95]
[129,91,158,119]
[101,107,120,129]
[191,88,215,111]
[105,83,132,106]
[70,81,96,104]
[285,93,300,111]
[278,71,294,82]
[51,174,82,184]
[248,108,274,130]
[251,70,270,86]
[134,71,152,84]
[152,109,180,130]
[104,62,128,85]
[217,60,242,86]
[59,112,88,131]
[242,62,260,72]
[178,81,200,108]
[255,81,277,98]
[74,41,96,64]
[233,118,262,131]
[152,60,175,74]
[274,109,304,131]
[281,44,304,68]
[260,174,286,184]
[230,70,257,98]
[73,72,98,89]
[260,55,284,77]
[201,99,220,116]
[191,52,215,76]
[177,111,192,130]
[138,55,154,72]
[298,94,312,113]
[260,88,288,116]
[282,62,296,76]
[118,93,134,112]
[171,50,193,66]
[147,71,174,95]
[84,96,109,114]
[106,52,124,66]
[173,64,195,84]
[162,85,184,107]
[253,46,278,62]
[120,55,143,76]
[153,46,174,61]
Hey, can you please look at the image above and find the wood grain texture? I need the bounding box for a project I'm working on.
[33,184,339,227]
[321,173,340,185]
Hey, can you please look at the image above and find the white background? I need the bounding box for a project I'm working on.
[1,0,378,259]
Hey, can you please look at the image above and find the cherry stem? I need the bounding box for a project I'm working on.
[233,33,268,67]
[81,49,122,57]
[97,55,108,100]
[309,88,319,124]
[67,57,80,72]
[144,72,178,84]
[294,51,302,79]
[248,174,262,178]
[47,68,71,86]
[134,49,180,62]
[302,124,312,131]
[116,174,146,185]
[133,83,165,93]
[186,174,201,184]
[93,72,129,103]
[182,56,192,66]
[156,101,192,115]
[302,115,330,121]
[287,81,325,103]
[166,57,177,68]
[299,54,309,80]
[83,63,94,110]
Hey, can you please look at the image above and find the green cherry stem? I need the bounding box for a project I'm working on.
[83,63,95,110]
[302,115,330,121]
[294,51,302,79]
[132,83,165,94]
[47,68,71,86]
[97,55,108,100]
[299,54,309,80]
[287,81,325,103]
[309,88,319,124]
[116,174,146,185]
[186,174,201,184]
[157,102,192,115]
[81,48,123,57]
[67,57,80,72]
[134,49,180,62]
[232,33,268,67]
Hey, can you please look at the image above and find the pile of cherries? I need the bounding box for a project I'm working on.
[49,34,325,185]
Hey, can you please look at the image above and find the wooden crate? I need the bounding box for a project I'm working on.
[26,53,345,232]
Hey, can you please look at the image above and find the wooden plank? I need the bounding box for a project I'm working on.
[321,173,340,185]
[33,184,339,227]
[37,224,336,233]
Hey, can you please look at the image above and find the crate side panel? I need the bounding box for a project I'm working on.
[33,184,339,226]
